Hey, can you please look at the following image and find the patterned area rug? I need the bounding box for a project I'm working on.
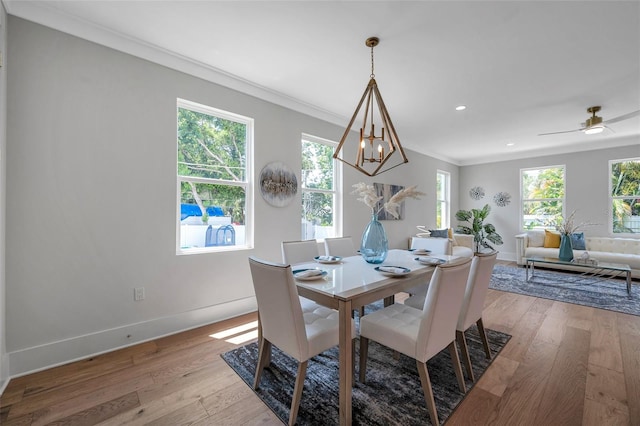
[221,314,510,426]
[490,264,639,316]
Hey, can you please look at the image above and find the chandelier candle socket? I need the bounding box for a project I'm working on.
[334,37,409,176]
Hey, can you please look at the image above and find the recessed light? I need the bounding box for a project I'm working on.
[506,142,515,146]
[455,105,466,111]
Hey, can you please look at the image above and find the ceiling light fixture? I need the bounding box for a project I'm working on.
[583,106,605,134]
[333,37,408,177]
[455,105,466,111]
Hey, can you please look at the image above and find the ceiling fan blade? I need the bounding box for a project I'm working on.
[603,110,640,125]
[538,128,583,136]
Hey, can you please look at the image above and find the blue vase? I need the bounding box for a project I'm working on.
[559,233,574,262]
[360,214,388,264]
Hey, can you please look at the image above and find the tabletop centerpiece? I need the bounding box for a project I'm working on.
[553,210,594,262]
[352,182,425,264]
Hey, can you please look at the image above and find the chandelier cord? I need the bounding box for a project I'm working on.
[370,44,375,79]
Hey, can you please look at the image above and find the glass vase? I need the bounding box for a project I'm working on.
[559,233,574,262]
[360,213,388,264]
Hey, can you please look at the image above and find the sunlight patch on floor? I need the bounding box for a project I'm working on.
[210,320,259,344]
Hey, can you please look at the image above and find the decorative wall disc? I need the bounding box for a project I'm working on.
[259,161,298,207]
[469,186,485,200]
[493,191,511,207]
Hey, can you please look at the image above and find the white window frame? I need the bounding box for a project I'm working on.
[436,170,450,229]
[301,133,342,241]
[609,157,640,236]
[176,98,253,254]
[520,165,565,230]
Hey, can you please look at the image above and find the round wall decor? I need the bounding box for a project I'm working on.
[469,186,485,200]
[259,161,298,207]
[493,191,511,207]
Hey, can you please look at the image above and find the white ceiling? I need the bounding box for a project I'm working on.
[5,0,640,165]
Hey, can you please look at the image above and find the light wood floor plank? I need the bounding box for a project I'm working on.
[589,308,623,372]
[582,398,630,426]
[484,339,559,424]
[534,326,590,425]
[619,328,640,425]
[585,363,629,415]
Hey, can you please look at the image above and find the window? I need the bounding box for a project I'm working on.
[177,99,253,253]
[301,134,341,240]
[521,165,565,230]
[436,170,450,229]
[610,158,640,234]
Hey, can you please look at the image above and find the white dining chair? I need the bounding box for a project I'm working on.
[248,256,355,426]
[281,239,320,265]
[403,237,441,298]
[324,236,357,257]
[359,258,472,426]
[323,236,367,318]
[455,251,498,381]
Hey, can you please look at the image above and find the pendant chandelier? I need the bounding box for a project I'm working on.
[333,37,408,176]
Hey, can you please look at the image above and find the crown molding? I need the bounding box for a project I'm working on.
[2,0,346,128]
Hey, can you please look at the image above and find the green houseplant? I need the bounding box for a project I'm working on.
[455,203,503,253]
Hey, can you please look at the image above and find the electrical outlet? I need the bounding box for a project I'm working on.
[134,287,145,301]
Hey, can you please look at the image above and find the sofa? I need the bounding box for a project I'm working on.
[410,234,475,258]
[515,229,640,279]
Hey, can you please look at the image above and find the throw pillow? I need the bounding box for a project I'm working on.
[543,229,561,248]
[428,229,449,238]
[527,230,545,247]
[570,232,586,250]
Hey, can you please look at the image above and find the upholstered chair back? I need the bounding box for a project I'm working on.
[248,257,309,361]
[457,251,498,332]
[416,258,472,362]
[281,239,320,265]
[324,236,356,257]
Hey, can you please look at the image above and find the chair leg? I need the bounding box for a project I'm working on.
[448,341,466,393]
[289,361,308,426]
[359,336,369,383]
[456,329,475,382]
[253,338,272,389]
[477,318,492,359]
[416,361,439,426]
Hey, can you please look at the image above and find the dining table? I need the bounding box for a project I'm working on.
[293,248,460,425]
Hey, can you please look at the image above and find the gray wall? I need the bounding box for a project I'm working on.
[0,3,8,391]
[5,17,458,376]
[459,143,640,260]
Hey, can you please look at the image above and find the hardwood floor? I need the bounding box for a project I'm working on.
[2,262,639,425]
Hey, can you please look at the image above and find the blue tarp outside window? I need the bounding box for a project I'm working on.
[180,204,225,220]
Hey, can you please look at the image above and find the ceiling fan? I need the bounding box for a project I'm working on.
[538,106,640,136]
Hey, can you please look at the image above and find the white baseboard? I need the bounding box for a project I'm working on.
[8,297,257,377]
[497,251,516,262]
[0,353,9,395]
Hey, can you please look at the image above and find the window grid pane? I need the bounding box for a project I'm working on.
[301,136,339,240]
[521,166,565,230]
[177,99,251,252]
[610,158,640,234]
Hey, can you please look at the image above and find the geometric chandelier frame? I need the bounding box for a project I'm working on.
[333,37,408,177]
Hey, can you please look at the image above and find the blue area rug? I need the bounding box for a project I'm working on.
[221,312,510,425]
[490,264,639,316]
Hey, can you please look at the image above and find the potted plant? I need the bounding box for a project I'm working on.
[455,204,503,253]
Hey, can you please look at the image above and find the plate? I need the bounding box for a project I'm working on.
[374,266,411,277]
[314,255,343,264]
[292,268,328,281]
[410,248,432,255]
[415,257,446,266]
